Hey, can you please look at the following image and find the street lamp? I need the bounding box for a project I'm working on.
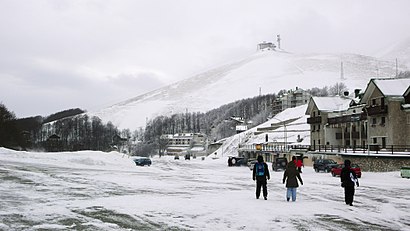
[271,117,287,152]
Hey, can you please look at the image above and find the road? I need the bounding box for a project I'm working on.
[0,150,409,230]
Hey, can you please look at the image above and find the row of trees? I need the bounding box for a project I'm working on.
[144,93,277,148]
[0,103,21,148]
[0,105,130,152]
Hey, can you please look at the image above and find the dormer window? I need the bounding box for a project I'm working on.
[372,99,376,106]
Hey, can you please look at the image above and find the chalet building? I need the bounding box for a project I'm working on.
[164,133,207,156]
[273,87,311,115]
[306,77,410,151]
[306,96,354,150]
[359,78,410,149]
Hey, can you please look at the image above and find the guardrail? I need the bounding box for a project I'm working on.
[310,145,410,155]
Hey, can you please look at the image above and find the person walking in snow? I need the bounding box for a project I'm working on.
[341,159,359,206]
[253,155,270,200]
[283,159,303,202]
[295,157,303,173]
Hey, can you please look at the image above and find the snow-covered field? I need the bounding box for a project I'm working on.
[1,148,409,231]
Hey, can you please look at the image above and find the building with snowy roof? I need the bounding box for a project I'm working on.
[359,77,410,150]
[306,96,356,150]
[306,77,410,153]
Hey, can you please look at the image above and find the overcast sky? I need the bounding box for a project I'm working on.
[1,0,410,118]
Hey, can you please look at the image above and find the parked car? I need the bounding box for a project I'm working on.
[330,163,362,178]
[133,157,152,166]
[401,166,410,178]
[228,156,247,167]
[272,157,288,171]
[313,159,338,172]
[247,159,257,171]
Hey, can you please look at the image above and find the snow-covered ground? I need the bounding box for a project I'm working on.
[1,148,409,231]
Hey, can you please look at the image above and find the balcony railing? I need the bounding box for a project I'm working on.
[327,113,364,124]
[335,132,364,139]
[365,105,388,116]
[307,116,322,124]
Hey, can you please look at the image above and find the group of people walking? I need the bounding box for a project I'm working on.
[252,155,359,205]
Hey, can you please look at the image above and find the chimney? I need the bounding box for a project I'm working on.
[354,89,361,98]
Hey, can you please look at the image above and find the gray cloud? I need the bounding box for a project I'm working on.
[1,0,410,117]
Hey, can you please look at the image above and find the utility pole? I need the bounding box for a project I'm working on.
[341,61,345,80]
[396,58,398,77]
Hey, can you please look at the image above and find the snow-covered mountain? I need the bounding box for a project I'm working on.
[377,37,410,68]
[89,49,407,130]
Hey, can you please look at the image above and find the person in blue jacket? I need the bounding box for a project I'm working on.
[253,155,270,200]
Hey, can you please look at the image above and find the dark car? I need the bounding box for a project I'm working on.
[272,157,288,171]
[331,163,362,178]
[228,156,247,167]
[133,157,152,166]
[313,159,337,172]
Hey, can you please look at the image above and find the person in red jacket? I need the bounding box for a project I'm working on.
[253,155,270,200]
[292,156,304,173]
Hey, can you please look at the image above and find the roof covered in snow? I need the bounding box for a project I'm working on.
[374,78,410,96]
[360,77,410,104]
[306,96,352,114]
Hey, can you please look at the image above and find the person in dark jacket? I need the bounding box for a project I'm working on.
[283,160,303,201]
[340,159,359,206]
[253,155,270,200]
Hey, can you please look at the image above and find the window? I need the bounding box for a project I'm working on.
[372,99,376,106]
[372,117,377,125]
[381,117,386,126]
[407,114,410,125]
[317,124,320,131]
[381,98,385,107]
[313,111,316,117]
[318,111,321,116]
[373,138,377,144]
[312,125,316,131]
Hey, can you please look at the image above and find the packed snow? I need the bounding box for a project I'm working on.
[1,148,409,230]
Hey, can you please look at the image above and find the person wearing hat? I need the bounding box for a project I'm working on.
[341,159,359,206]
[252,155,270,200]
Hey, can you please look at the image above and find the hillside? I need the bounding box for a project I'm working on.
[89,49,407,130]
